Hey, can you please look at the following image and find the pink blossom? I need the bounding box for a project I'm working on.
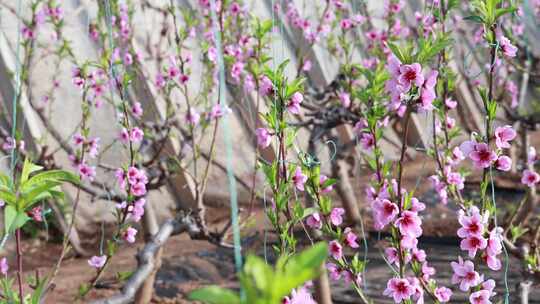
[123,227,138,243]
[506,80,519,108]
[329,240,343,260]
[287,92,303,115]
[131,182,147,196]
[398,63,424,91]
[2,137,16,150]
[485,227,503,270]
[73,133,85,146]
[461,234,487,258]
[186,109,201,125]
[434,286,452,302]
[499,36,517,57]
[385,247,400,266]
[115,168,126,188]
[283,286,316,304]
[457,206,487,238]
[306,212,322,229]
[429,175,448,205]
[29,206,44,222]
[0,257,8,275]
[88,255,107,269]
[87,137,100,158]
[451,257,481,291]
[329,208,345,226]
[373,199,399,229]
[447,146,465,166]
[259,76,273,96]
[469,289,492,304]
[128,198,146,222]
[209,104,231,119]
[292,167,307,191]
[419,70,438,111]
[339,92,351,108]
[123,52,133,65]
[167,65,180,78]
[326,263,341,280]
[467,142,498,168]
[421,262,435,281]
[360,133,374,150]
[302,60,312,72]
[179,74,189,84]
[521,169,540,187]
[344,227,359,248]
[400,233,419,250]
[494,125,516,149]
[445,98,457,109]
[407,197,425,213]
[243,74,255,92]
[395,211,422,237]
[383,278,414,303]
[207,47,217,63]
[231,61,244,83]
[130,127,144,143]
[127,166,140,185]
[78,164,96,181]
[412,248,426,262]
[155,73,166,89]
[495,155,512,171]
[255,128,271,148]
[22,27,35,40]
[387,56,402,78]
[131,102,143,118]
[340,18,353,30]
[445,166,464,190]
[229,2,241,15]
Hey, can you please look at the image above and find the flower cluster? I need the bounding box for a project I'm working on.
[1,137,25,153]
[385,57,438,116]
[456,206,503,271]
[71,133,100,182]
[282,283,316,304]
[459,125,515,170]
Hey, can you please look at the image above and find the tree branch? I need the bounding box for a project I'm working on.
[89,216,201,304]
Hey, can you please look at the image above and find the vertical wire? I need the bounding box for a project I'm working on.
[0,0,24,250]
[209,0,243,274]
[10,0,23,173]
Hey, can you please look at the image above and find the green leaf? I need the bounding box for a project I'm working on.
[22,170,79,191]
[386,42,406,63]
[273,242,328,300]
[495,7,517,19]
[20,158,43,185]
[189,286,241,304]
[243,254,274,293]
[0,173,11,188]
[4,205,30,234]
[321,178,337,189]
[21,181,61,210]
[463,15,485,23]
[0,189,16,206]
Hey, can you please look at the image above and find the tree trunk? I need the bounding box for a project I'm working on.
[313,264,333,304]
[134,202,161,304]
[332,158,362,226]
